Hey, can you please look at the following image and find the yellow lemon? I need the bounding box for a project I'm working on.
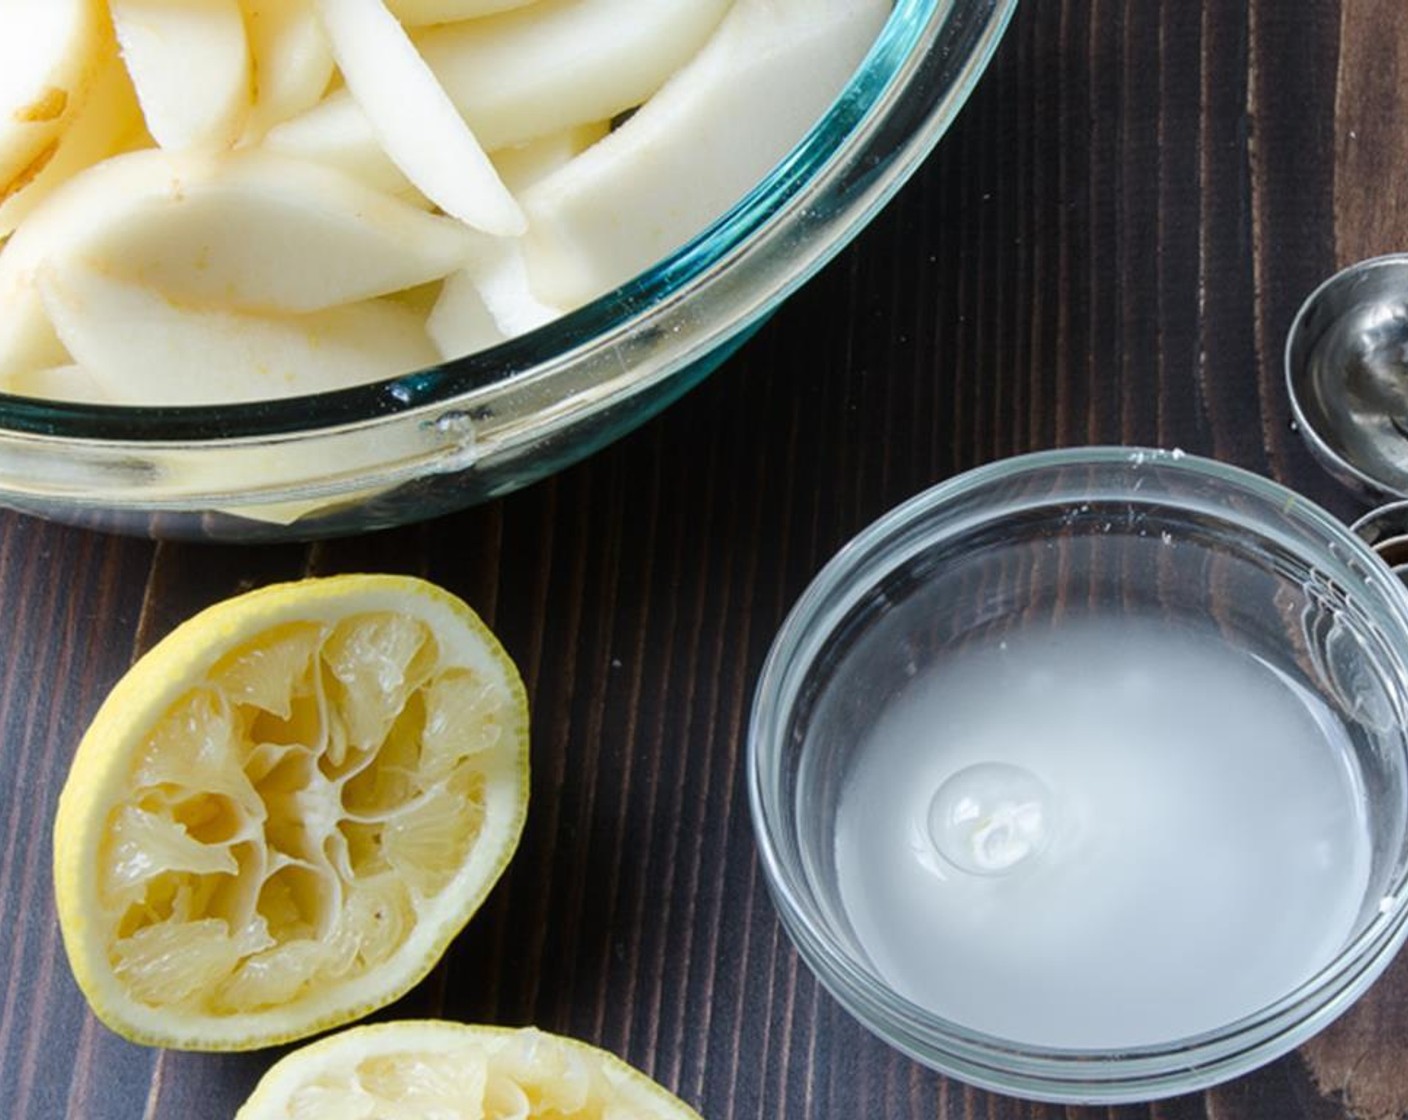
[53,574,529,1051]
[234,1020,705,1120]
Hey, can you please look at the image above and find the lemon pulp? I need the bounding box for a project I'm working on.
[54,575,529,1050]
[235,1021,704,1120]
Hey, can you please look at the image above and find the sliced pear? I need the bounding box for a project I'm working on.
[0,282,69,382]
[265,0,730,216]
[427,238,562,361]
[110,0,251,152]
[0,145,479,368]
[0,53,143,240]
[415,0,732,152]
[39,262,438,404]
[0,148,478,380]
[311,0,524,237]
[427,219,570,359]
[491,120,608,196]
[521,0,889,308]
[468,242,561,337]
[0,0,103,128]
[266,100,604,203]
[425,269,503,360]
[263,91,412,198]
[383,278,444,318]
[0,125,62,215]
[385,0,541,25]
[3,361,111,403]
[0,0,111,195]
[241,0,337,140]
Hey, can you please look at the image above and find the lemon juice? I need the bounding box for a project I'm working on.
[833,616,1373,1049]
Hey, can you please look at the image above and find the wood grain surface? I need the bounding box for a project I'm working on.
[4,2,1408,1117]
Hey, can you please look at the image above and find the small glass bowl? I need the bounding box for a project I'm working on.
[0,0,1017,542]
[748,447,1408,1103]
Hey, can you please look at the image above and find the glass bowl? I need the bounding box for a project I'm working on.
[0,0,1017,542]
[748,447,1408,1103]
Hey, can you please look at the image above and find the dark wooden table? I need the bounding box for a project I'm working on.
[5,2,1408,1117]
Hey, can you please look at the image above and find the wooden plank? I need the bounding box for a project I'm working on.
[1,2,1406,1118]
[1335,0,1408,268]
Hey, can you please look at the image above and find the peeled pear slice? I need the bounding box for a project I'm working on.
[39,262,438,404]
[241,0,336,140]
[426,269,503,360]
[0,146,479,379]
[491,121,607,197]
[4,361,110,403]
[415,0,732,152]
[270,0,725,214]
[269,108,604,205]
[263,92,413,198]
[468,244,561,338]
[0,0,111,195]
[385,0,540,25]
[426,220,570,361]
[1,122,61,204]
[312,0,524,237]
[520,0,889,308]
[110,0,251,152]
[0,53,143,239]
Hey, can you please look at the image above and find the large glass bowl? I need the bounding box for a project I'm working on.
[0,0,1017,541]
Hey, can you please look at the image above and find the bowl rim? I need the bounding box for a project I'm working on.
[747,445,1408,1102]
[0,0,1020,448]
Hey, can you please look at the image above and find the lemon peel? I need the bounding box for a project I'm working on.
[53,573,529,1051]
[234,1020,705,1120]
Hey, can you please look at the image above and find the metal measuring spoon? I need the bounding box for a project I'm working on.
[1287,254,1408,502]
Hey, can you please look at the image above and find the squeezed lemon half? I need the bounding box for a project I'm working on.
[235,1020,704,1120]
[52,574,529,1051]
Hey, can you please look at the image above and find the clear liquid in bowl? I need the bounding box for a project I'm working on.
[833,615,1373,1049]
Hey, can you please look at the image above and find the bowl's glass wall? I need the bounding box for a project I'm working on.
[750,449,1408,1103]
[0,0,1018,541]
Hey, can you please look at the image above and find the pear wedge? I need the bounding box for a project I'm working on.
[38,262,438,404]
[263,91,412,198]
[0,0,111,197]
[110,0,252,151]
[415,0,732,152]
[271,0,729,215]
[241,0,337,140]
[521,0,889,308]
[4,362,110,403]
[312,0,524,236]
[385,0,540,25]
[0,147,478,379]
[0,52,143,239]
[491,121,608,195]
[426,268,504,360]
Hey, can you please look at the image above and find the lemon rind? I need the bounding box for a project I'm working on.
[233,1020,706,1120]
[53,573,530,1051]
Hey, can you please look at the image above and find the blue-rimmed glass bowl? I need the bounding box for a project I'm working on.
[0,0,1017,541]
